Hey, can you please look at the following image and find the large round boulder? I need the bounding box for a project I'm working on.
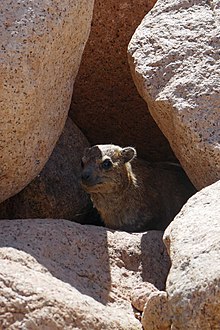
[163,180,220,329]
[0,0,94,202]
[128,0,220,189]
[139,180,220,329]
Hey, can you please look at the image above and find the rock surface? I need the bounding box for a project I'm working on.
[131,282,158,312]
[142,290,170,330]
[128,0,220,189]
[70,0,176,162]
[0,0,94,203]
[142,180,220,329]
[0,118,95,223]
[164,180,220,329]
[0,219,170,329]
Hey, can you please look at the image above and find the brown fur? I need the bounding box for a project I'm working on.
[80,144,196,232]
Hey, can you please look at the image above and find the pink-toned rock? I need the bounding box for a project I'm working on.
[131,283,171,329]
[128,0,220,189]
[0,118,94,223]
[131,282,158,312]
[70,0,175,162]
[138,180,220,329]
[0,219,170,329]
[142,291,171,330]
[163,180,220,329]
[0,0,94,203]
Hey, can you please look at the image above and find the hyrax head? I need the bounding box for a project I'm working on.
[80,144,137,193]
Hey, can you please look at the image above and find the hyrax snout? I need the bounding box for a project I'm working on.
[81,144,196,232]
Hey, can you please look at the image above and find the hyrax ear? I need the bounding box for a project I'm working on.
[121,147,137,163]
[83,147,90,156]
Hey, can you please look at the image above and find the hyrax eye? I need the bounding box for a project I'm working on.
[101,159,112,170]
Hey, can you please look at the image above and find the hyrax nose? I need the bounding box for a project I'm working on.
[81,170,92,184]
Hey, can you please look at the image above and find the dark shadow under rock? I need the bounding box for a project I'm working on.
[0,118,102,225]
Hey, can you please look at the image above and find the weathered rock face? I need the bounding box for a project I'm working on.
[0,118,96,223]
[128,0,220,189]
[70,0,176,162]
[131,282,158,312]
[0,219,170,329]
[164,180,220,329]
[142,290,170,330]
[141,180,220,329]
[0,0,94,203]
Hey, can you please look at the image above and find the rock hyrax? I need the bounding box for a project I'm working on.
[80,144,196,232]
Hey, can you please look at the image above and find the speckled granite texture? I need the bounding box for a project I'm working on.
[0,0,94,202]
[0,219,170,329]
[128,0,220,189]
[163,180,220,329]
